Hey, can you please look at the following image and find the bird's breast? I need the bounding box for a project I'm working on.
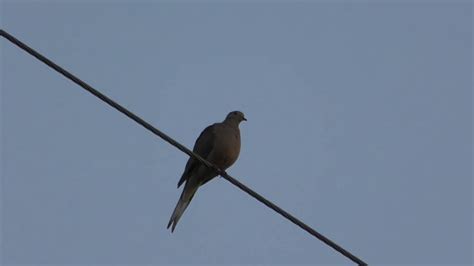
[213,129,241,169]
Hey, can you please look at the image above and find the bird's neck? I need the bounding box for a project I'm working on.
[223,119,239,127]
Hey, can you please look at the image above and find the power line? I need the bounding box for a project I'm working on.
[1,29,367,266]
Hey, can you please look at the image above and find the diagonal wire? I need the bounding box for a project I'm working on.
[0,29,367,266]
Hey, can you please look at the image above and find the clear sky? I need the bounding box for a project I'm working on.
[1,1,472,265]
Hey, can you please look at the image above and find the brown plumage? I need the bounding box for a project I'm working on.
[167,111,246,232]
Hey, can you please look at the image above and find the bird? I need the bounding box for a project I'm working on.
[167,111,247,232]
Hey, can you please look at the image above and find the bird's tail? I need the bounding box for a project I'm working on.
[167,180,199,232]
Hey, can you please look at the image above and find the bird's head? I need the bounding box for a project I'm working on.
[225,111,247,124]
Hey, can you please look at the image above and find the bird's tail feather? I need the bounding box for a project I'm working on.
[167,181,199,232]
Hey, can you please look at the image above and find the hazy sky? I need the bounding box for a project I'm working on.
[1,1,472,265]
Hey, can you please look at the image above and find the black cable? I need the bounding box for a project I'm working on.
[0,29,367,266]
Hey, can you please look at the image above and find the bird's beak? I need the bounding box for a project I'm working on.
[243,117,247,121]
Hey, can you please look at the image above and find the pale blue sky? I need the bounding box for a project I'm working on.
[1,1,472,265]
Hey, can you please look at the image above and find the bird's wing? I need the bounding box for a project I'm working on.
[177,124,217,188]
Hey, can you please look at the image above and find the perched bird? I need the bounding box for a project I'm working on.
[167,111,246,232]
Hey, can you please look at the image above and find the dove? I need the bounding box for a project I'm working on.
[167,111,246,232]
